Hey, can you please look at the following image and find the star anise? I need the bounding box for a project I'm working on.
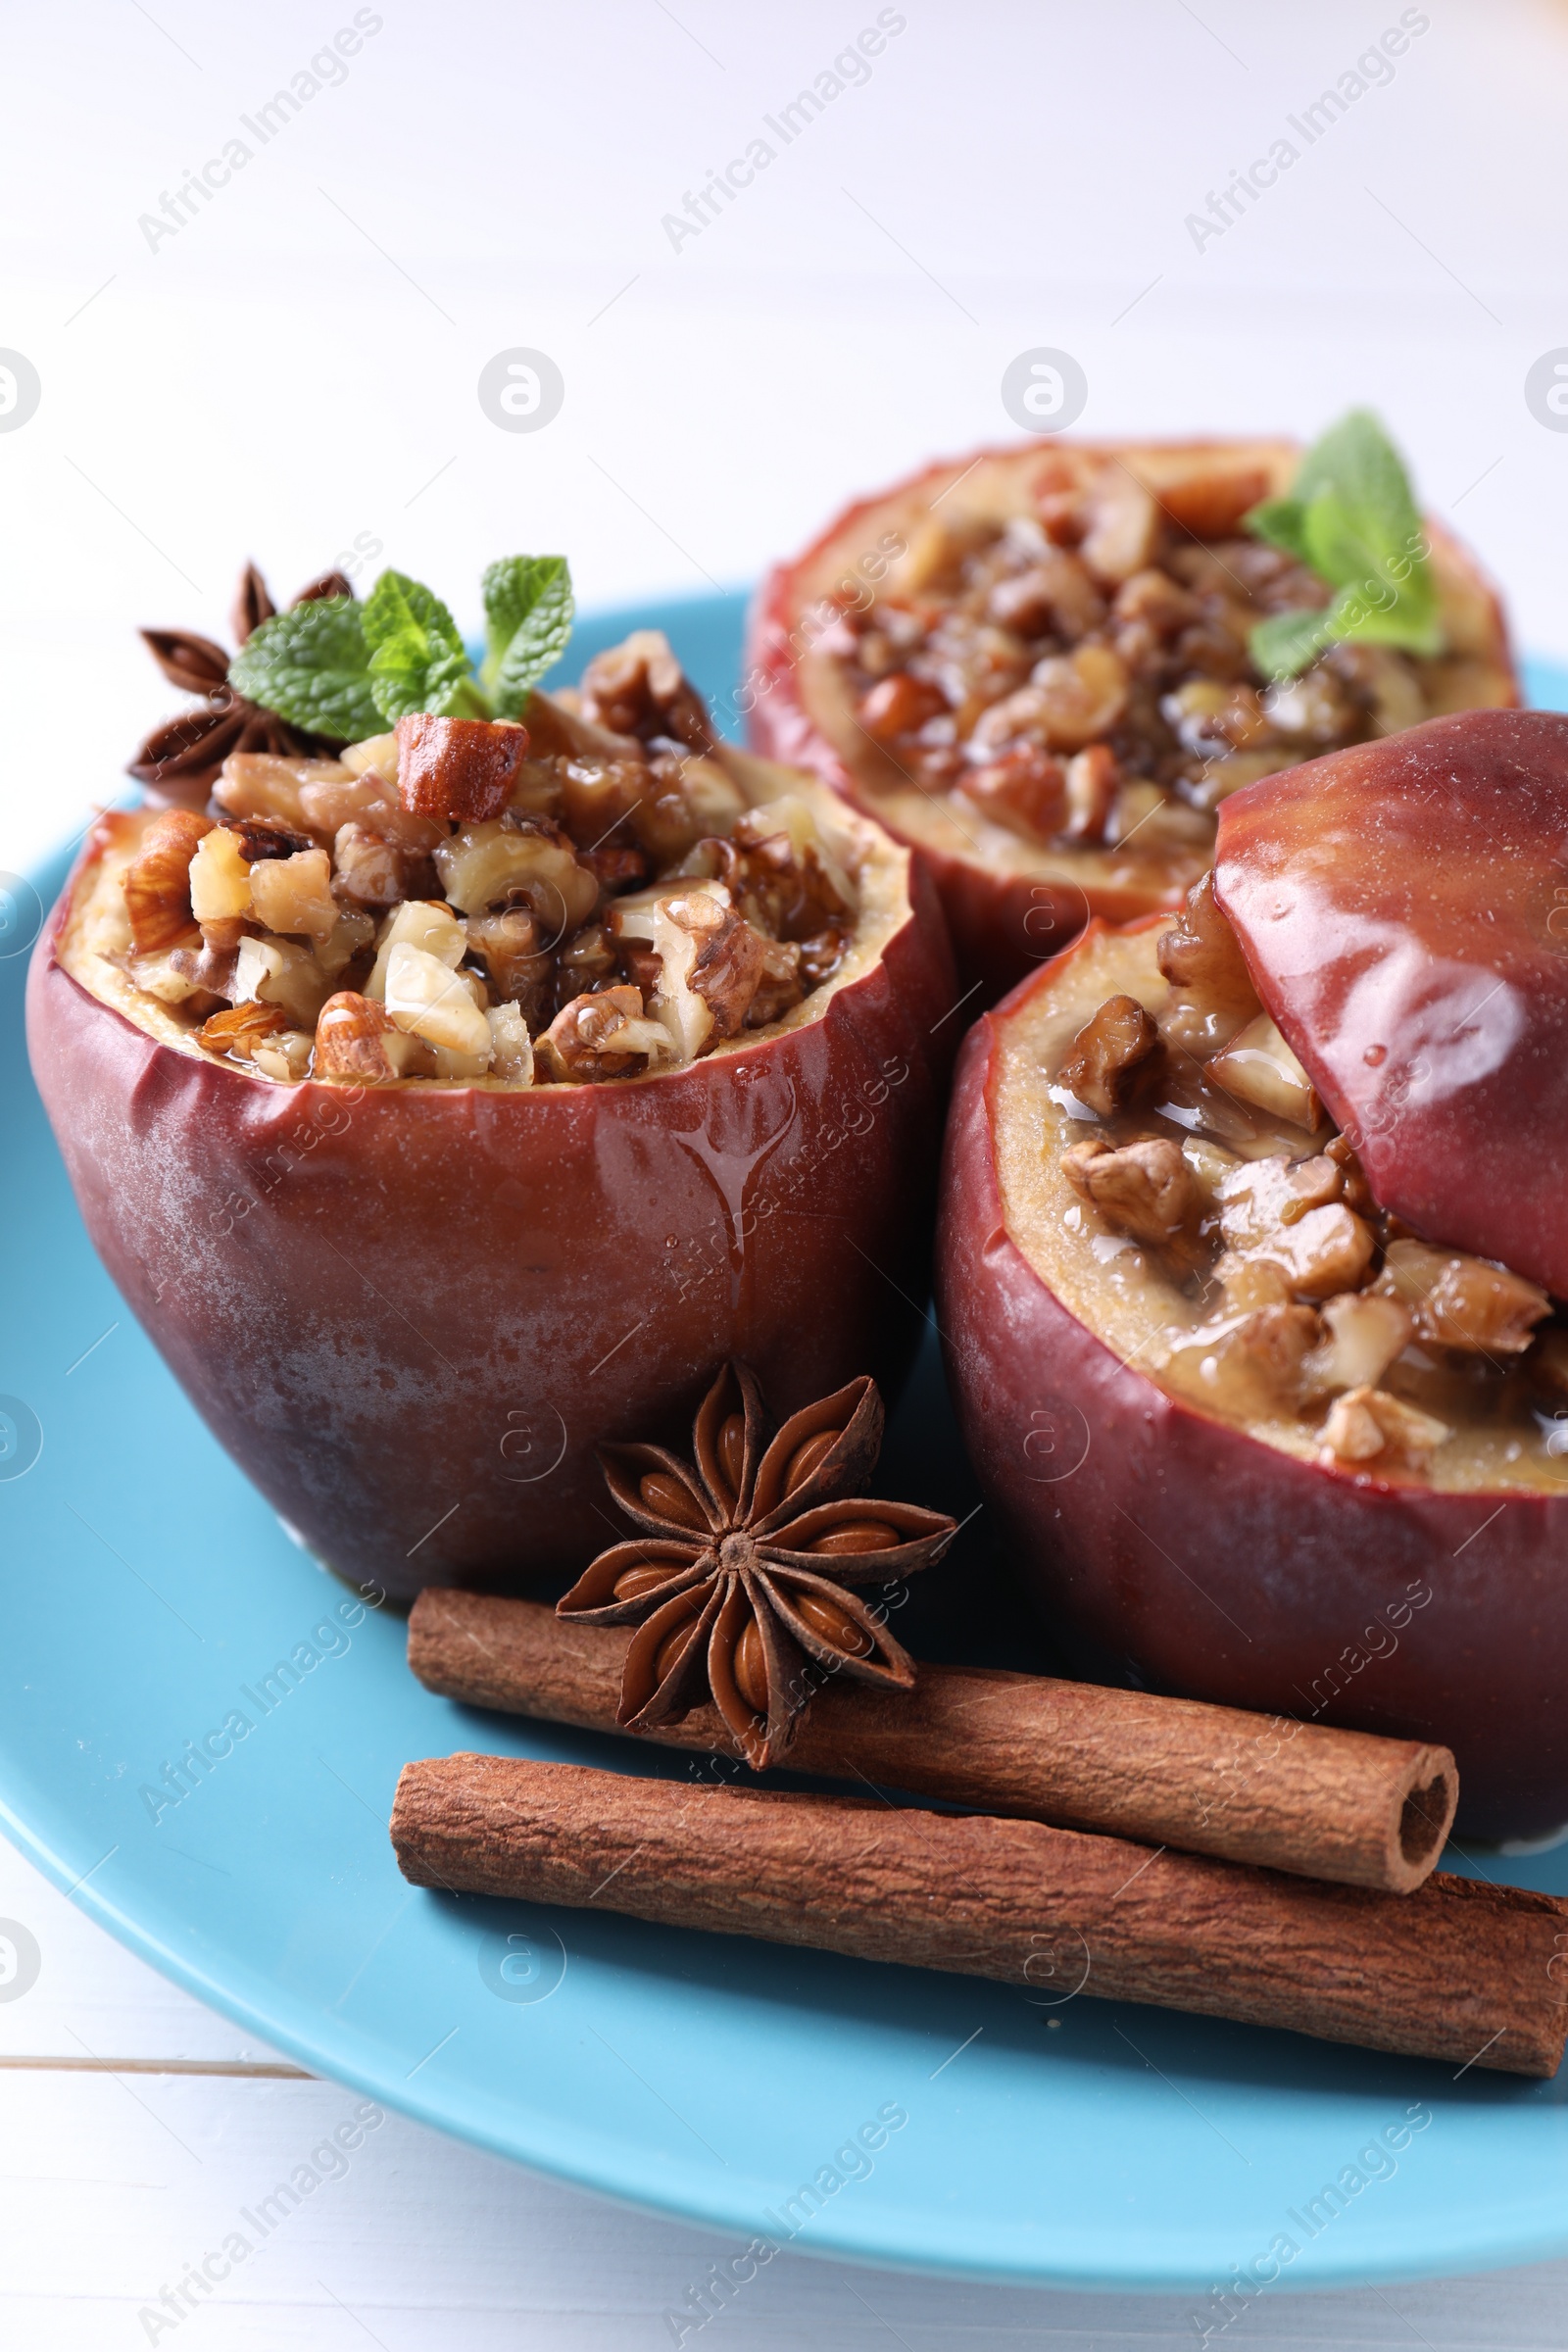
[126,562,357,809]
[558,1362,958,1769]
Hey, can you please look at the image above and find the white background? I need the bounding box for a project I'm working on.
[8,1,1568,2340]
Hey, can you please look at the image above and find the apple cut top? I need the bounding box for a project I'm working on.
[989,884,1568,1495]
[798,437,1514,892]
[61,634,901,1090]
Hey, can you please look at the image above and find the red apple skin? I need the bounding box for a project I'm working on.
[747,441,1519,1008]
[936,928,1568,1841]
[28,829,956,1602]
[1216,708,1568,1301]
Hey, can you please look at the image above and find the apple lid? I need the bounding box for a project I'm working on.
[1213,708,1568,1299]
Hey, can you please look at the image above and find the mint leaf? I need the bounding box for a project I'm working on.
[1246,410,1443,678]
[1249,605,1343,682]
[480,556,574,716]
[362,570,488,722]
[1244,497,1311,564]
[227,599,381,741]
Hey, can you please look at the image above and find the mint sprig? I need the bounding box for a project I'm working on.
[226,599,383,741]
[1246,411,1443,680]
[362,571,485,722]
[481,556,574,717]
[226,555,575,737]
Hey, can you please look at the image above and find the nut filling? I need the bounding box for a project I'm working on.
[822,454,1483,857]
[1028,882,1567,1490]
[72,634,864,1088]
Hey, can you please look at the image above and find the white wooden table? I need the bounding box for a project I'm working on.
[8,4,1568,2336]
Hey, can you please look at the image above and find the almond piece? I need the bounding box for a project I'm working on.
[395,714,529,822]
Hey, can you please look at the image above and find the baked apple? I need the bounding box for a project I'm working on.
[1216,706,1568,1301]
[937,878,1568,1838]
[748,420,1517,1003]
[29,633,956,1598]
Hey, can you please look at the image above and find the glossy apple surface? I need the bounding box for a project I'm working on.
[28,773,956,1600]
[936,921,1568,1840]
[1216,707,1568,1300]
[748,439,1518,1004]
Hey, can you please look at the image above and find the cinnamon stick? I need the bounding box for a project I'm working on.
[408,1592,1457,1893]
[391,1755,1567,2076]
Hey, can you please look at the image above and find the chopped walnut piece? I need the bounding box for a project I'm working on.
[1216,1155,1371,1300]
[162,934,239,1003]
[988,550,1104,638]
[577,629,715,753]
[315,991,403,1084]
[731,795,858,927]
[122,808,212,952]
[1219,1257,1295,1311]
[248,847,339,944]
[798,928,849,990]
[557,755,648,844]
[1063,744,1119,843]
[1155,871,1261,1052]
[857,672,948,745]
[187,827,253,925]
[1374,1240,1550,1356]
[1156,464,1271,541]
[396,714,529,822]
[1208,1013,1320,1130]
[432,816,599,936]
[1112,566,1200,635]
[1080,472,1159,584]
[332,822,406,906]
[214,754,351,831]
[535,985,664,1083]
[963,746,1066,841]
[1058,993,1165,1118]
[485,1002,535,1084]
[466,908,553,1017]
[1062,1135,1199,1252]
[222,816,317,862]
[316,906,376,981]
[251,1028,314,1083]
[233,935,332,1029]
[677,898,767,1040]
[976,645,1129,756]
[746,937,805,1027]
[298,769,445,857]
[196,1001,286,1060]
[1163,1303,1322,1418]
[1319,1385,1451,1469]
[384,942,492,1057]
[1303,1292,1414,1397]
[610,882,744,1063]
[1323,1132,1376,1216]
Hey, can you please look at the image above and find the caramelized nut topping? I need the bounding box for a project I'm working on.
[1375,1241,1550,1356]
[110,634,861,1087]
[822,451,1464,853]
[1062,1135,1199,1253]
[1320,1385,1451,1468]
[1050,870,1553,1489]
[577,629,715,753]
[1157,871,1260,1046]
[1059,993,1165,1118]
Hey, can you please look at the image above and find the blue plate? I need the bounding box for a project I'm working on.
[4,600,1568,2293]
